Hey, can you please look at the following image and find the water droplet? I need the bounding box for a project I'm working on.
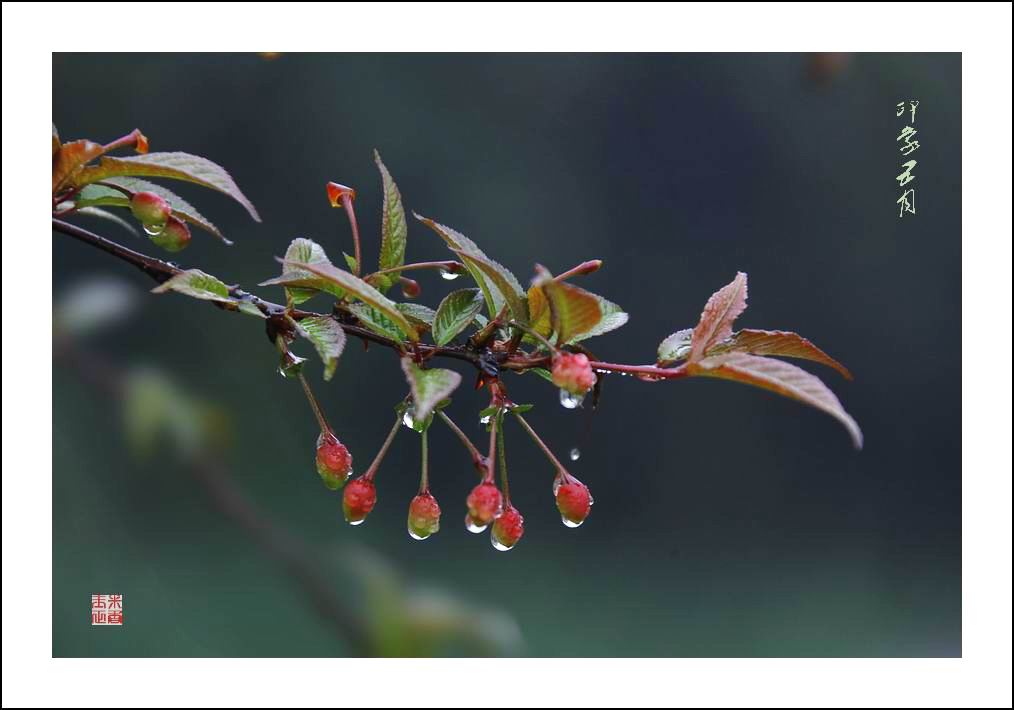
[401,409,416,429]
[561,515,584,528]
[479,413,492,425]
[143,222,166,237]
[569,447,581,461]
[559,389,584,409]
[347,518,366,527]
[439,268,460,281]
[465,514,488,534]
[408,526,431,541]
[490,529,516,551]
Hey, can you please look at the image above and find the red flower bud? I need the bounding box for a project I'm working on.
[407,492,441,540]
[342,478,376,525]
[491,505,524,551]
[326,181,356,207]
[465,481,503,533]
[552,352,597,396]
[400,277,421,298]
[555,479,593,528]
[150,216,191,252]
[129,191,172,228]
[316,433,353,490]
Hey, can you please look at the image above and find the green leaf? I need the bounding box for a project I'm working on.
[707,329,853,380]
[689,352,862,449]
[349,303,410,342]
[259,238,345,305]
[414,214,505,318]
[282,259,419,341]
[539,278,602,344]
[151,269,232,303]
[657,328,694,365]
[74,206,139,237]
[453,250,528,324]
[343,252,359,273]
[690,272,748,362]
[374,151,408,281]
[72,151,261,222]
[432,288,485,345]
[401,357,462,421]
[396,302,437,329]
[296,316,347,381]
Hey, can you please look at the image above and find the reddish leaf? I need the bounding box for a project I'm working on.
[52,139,106,193]
[689,352,862,449]
[709,329,853,380]
[540,278,603,345]
[690,272,748,362]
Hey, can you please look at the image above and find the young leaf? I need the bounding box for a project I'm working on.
[374,151,407,282]
[689,272,748,363]
[151,269,233,304]
[53,139,106,193]
[297,316,347,381]
[72,151,261,222]
[259,238,345,304]
[527,283,552,336]
[284,259,419,341]
[401,357,462,421]
[707,329,853,380]
[570,295,628,343]
[432,288,485,345]
[688,352,862,449]
[657,328,694,365]
[74,206,140,237]
[539,279,603,345]
[453,249,528,324]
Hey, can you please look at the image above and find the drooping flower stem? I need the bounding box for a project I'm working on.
[496,412,511,503]
[363,415,402,482]
[419,430,430,494]
[436,410,486,473]
[368,260,463,279]
[513,413,570,480]
[298,372,332,436]
[485,409,498,484]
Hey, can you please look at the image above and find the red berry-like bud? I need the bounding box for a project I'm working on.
[150,216,191,252]
[465,482,503,533]
[129,191,172,227]
[342,478,376,525]
[400,277,421,298]
[555,480,593,528]
[407,492,441,540]
[552,352,597,396]
[491,505,524,551]
[316,433,353,490]
[326,181,356,207]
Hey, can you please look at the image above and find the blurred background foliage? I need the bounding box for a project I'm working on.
[53,53,960,657]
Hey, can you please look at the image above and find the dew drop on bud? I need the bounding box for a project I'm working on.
[347,518,366,527]
[401,409,416,430]
[143,222,166,237]
[561,514,584,528]
[479,413,492,425]
[490,532,514,551]
[569,447,581,461]
[439,268,460,281]
[465,513,488,534]
[559,388,584,409]
[408,527,429,540]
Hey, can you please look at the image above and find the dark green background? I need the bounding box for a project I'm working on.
[53,53,961,656]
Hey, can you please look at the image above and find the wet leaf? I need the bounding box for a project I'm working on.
[396,302,437,329]
[708,329,852,380]
[375,150,407,290]
[349,303,410,342]
[297,316,347,381]
[74,206,139,237]
[690,272,748,362]
[53,139,106,193]
[73,151,261,222]
[283,259,418,341]
[259,238,346,305]
[540,279,602,345]
[657,328,694,365]
[432,288,485,345]
[401,357,462,421]
[689,352,862,449]
[151,269,232,304]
